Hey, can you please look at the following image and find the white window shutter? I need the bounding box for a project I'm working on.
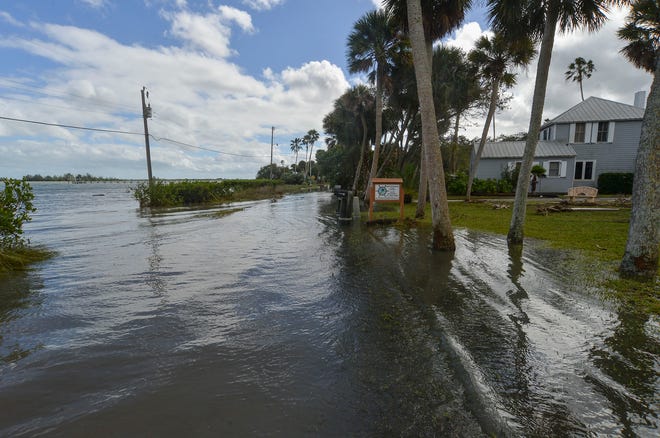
[608,122,615,143]
[569,123,575,143]
[560,161,567,177]
[544,161,550,172]
[584,123,591,143]
[551,125,556,140]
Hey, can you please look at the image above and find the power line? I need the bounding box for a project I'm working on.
[0,114,273,160]
[0,94,136,117]
[150,135,270,158]
[0,115,143,136]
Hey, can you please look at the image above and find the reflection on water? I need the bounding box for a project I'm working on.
[0,272,44,363]
[0,183,657,436]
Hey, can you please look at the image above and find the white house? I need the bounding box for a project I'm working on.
[472,93,646,193]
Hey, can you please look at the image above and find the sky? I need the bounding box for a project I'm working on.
[0,0,653,180]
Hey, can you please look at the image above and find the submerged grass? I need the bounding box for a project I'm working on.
[0,246,54,274]
[368,200,659,314]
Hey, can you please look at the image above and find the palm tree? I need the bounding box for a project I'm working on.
[385,0,471,250]
[565,57,595,101]
[347,9,399,203]
[618,0,659,278]
[322,85,376,190]
[304,129,320,180]
[466,33,535,201]
[290,137,303,171]
[489,0,621,245]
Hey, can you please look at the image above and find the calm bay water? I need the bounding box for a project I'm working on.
[0,182,658,436]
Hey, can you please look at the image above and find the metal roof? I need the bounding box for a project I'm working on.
[544,97,645,126]
[476,141,576,159]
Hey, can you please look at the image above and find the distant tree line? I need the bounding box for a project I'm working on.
[23,173,121,182]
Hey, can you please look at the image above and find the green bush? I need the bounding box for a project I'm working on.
[0,178,36,247]
[598,173,634,194]
[283,172,305,185]
[445,171,513,196]
[446,172,468,196]
[133,179,280,208]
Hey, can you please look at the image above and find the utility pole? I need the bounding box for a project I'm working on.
[270,126,274,179]
[141,87,153,185]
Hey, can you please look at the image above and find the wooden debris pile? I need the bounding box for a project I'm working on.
[536,204,572,215]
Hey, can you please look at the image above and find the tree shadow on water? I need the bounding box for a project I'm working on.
[0,272,44,364]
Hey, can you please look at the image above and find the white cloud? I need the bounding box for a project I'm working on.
[0,11,24,27]
[79,0,109,9]
[242,0,284,11]
[162,7,254,58]
[444,21,492,52]
[218,5,255,33]
[371,0,385,9]
[0,17,349,179]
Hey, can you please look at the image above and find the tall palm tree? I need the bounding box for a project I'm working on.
[305,129,320,180]
[385,0,471,250]
[466,33,535,201]
[489,0,621,245]
[565,57,595,101]
[347,9,399,203]
[290,137,303,171]
[618,0,659,278]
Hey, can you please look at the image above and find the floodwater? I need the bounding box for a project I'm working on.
[0,182,658,437]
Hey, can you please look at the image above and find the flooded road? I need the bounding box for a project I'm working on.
[0,183,658,436]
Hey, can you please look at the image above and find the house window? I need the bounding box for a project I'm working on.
[548,161,561,177]
[574,123,586,143]
[597,122,609,142]
[574,160,595,180]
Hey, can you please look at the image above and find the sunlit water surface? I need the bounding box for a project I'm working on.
[0,182,657,436]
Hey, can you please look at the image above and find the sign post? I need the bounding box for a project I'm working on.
[369,178,404,222]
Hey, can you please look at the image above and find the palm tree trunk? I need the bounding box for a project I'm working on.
[451,113,460,174]
[308,144,315,180]
[467,76,501,201]
[507,7,558,245]
[416,147,428,218]
[579,79,584,101]
[365,65,385,203]
[407,0,455,250]
[620,58,659,278]
[352,114,369,193]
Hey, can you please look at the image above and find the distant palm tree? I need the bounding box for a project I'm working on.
[618,0,659,278]
[347,9,399,202]
[467,32,535,201]
[385,0,471,250]
[489,0,622,245]
[304,129,320,180]
[290,137,303,171]
[565,57,595,101]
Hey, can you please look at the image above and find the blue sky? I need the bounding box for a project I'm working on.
[0,1,651,179]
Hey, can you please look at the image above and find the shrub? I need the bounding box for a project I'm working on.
[446,172,468,196]
[133,179,281,207]
[598,173,634,194]
[0,178,36,247]
[283,172,304,185]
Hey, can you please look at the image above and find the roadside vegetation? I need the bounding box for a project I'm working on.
[0,178,52,273]
[132,179,315,208]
